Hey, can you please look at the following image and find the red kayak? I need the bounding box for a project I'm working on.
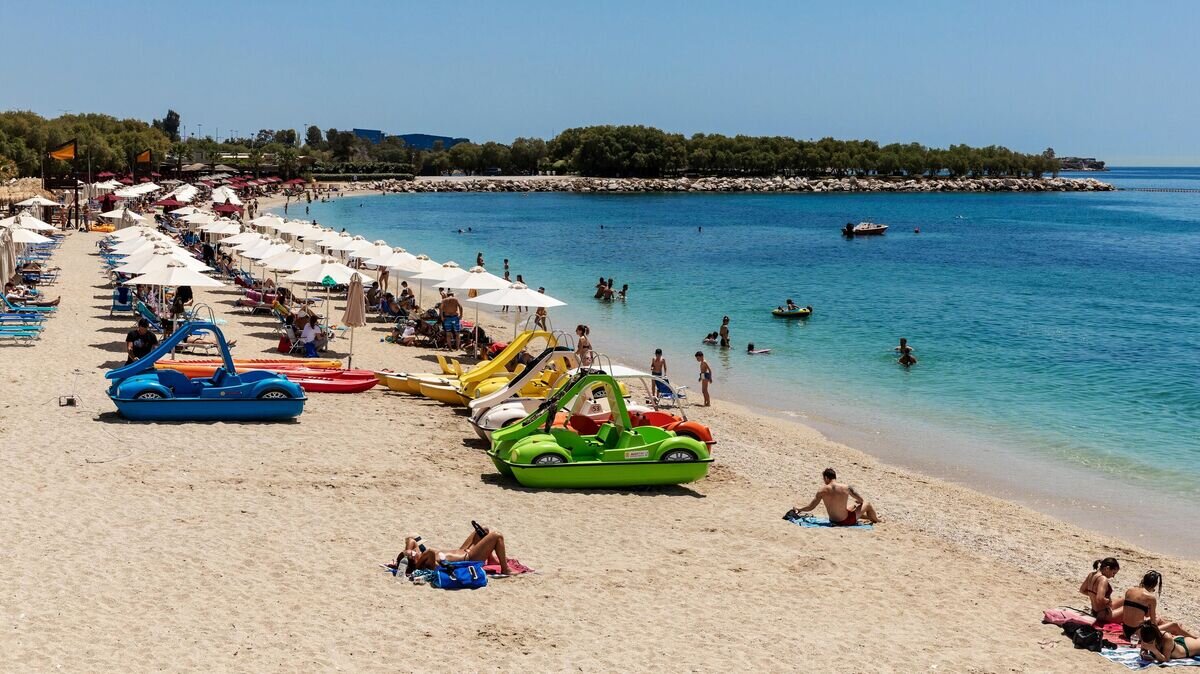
[282,369,380,393]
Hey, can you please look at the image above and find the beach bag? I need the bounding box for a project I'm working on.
[277,335,291,353]
[432,560,487,590]
[1070,625,1105,652]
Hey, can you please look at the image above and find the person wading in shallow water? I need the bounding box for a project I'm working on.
[719,316,730,348]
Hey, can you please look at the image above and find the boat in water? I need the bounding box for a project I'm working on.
[842,221,888,236]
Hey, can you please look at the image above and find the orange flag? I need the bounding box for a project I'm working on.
[48,139,76,161]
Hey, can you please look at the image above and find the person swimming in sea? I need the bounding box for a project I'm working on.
[747,342,770,355]
[702,332,718,345]
[897,346,917,367]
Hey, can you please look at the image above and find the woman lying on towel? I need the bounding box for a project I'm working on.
[390,524,512,576]
[1122,570,1196,639]
[1137,622,1200,663]
[1080,557,1124,623]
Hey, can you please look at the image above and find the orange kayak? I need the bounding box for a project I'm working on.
[157,358,342,377]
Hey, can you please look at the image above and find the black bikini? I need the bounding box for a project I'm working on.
[1123,598,1152,638]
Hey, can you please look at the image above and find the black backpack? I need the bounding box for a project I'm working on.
[1067,625,1110,652]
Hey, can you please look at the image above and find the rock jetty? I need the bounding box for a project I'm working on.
[367,176,1114,194]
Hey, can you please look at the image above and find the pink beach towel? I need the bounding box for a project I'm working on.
[483,559,534,576]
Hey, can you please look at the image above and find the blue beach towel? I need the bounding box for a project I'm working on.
[1101,647,1200,670]
[783,511,873,529]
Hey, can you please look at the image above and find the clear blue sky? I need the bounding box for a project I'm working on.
[3,1,1197,164]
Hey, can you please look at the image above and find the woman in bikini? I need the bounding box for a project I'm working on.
[391,525,511,576]
[1122,571,1196,639]
[1138,622,1200,664]
[1080,557,1124,623]
[576,325,593,367]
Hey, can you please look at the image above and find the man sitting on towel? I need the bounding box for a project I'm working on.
[793,467,881,526]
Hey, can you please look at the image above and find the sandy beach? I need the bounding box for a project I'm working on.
[2,225,1198,672]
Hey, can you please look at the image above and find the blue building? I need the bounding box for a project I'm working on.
[350,128,469,149]
[352,128,385,144]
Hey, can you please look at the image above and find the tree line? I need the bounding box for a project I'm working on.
[0,110,1059,181]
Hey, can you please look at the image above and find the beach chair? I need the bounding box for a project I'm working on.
[2,297,55,314]
[0,313,46,326]
[110,287,134,316]
[134,302,164,332]
[0,330,40,345]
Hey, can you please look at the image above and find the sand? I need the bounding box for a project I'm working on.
[2,226,1198,672]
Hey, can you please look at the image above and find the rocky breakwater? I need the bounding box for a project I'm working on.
[370,175,1115,194]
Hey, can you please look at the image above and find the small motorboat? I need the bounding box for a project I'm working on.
[106,320,306,421]
[488,371,712,489]
[771,306,813,318]
[842,221,888,236]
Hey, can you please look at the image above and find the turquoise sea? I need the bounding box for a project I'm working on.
[279,167,1200,514]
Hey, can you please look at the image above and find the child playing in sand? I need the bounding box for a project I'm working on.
[694,351,712,406]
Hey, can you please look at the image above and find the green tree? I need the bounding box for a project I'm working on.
[305,125,323,147]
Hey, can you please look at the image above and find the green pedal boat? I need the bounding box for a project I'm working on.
[488,371,713,489]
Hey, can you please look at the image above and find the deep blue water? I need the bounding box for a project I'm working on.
[279,168,1200,496]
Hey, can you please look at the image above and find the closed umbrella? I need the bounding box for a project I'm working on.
[341,273,368,368]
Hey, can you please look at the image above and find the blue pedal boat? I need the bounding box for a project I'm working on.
[105,320,307,421]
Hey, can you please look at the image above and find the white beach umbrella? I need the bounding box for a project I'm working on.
[114,251,211,275]
[169,205,200,216]
[98,208,147,222]
[348,240,392,261]
[466,282,565,340]
[285,256,363,311]
[109,225,159,241]
[217,230,262,246]
[9,228,53,244]
[124,260,224,288]
[410,260,461,284]
[16,196,60,207]
[243,241,291,261]
[284,257,360,286]
[232,234,271,251]
[466,282,564,309]
[449,266,509,292]
[331,235,371,253]
[364,246,414,269]
[262,249,322,272]
[249,214,286,230]
[4,212,57,231]
[205,222,242,236]
[451,267,517,355]
[110,235,166,255]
